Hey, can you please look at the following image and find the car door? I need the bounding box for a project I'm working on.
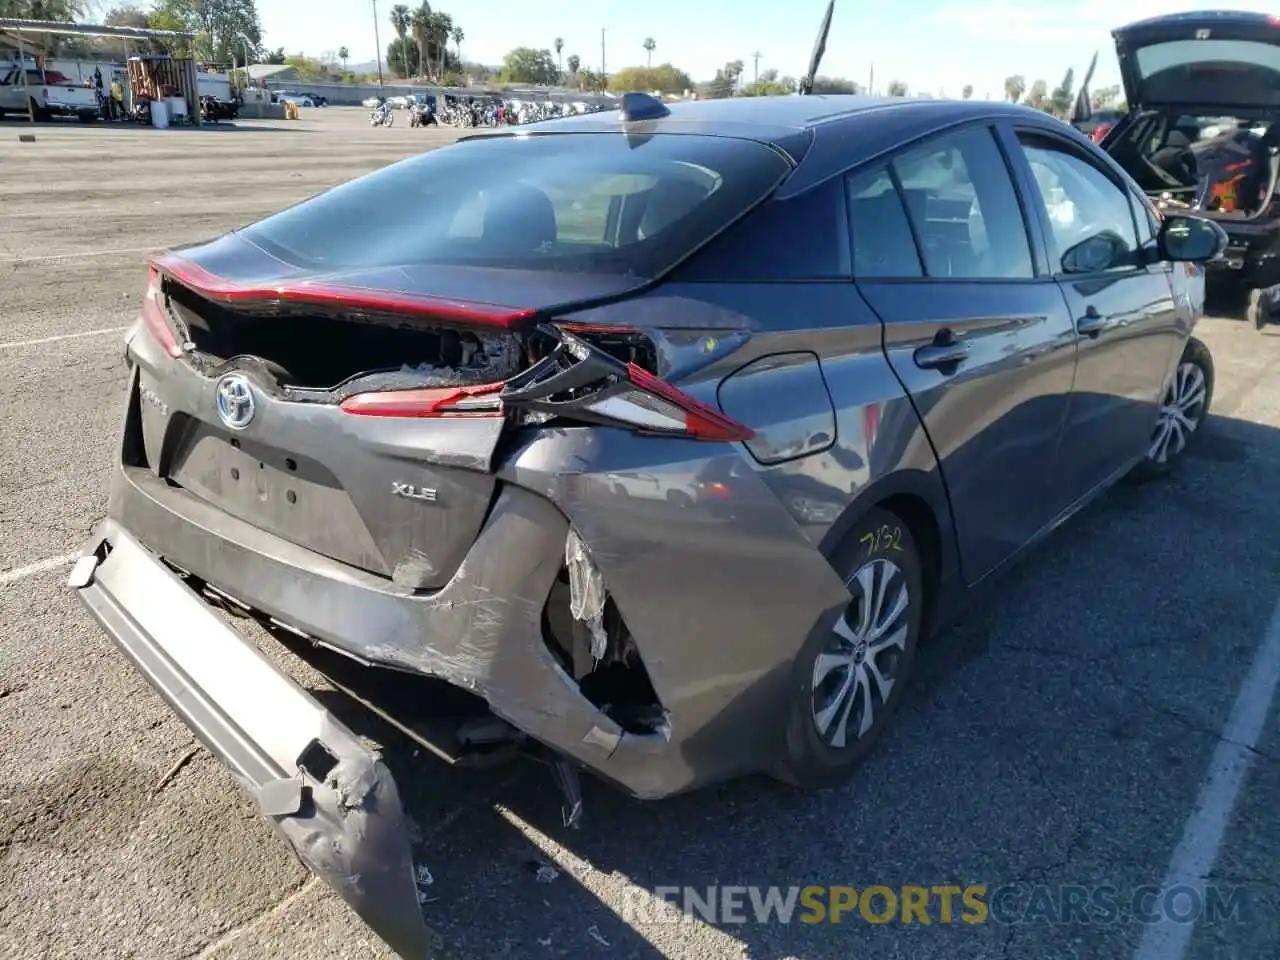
[1005,127,1182,507]
[848,123,1079,585]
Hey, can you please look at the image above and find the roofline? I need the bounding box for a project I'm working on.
[0,18,194,41]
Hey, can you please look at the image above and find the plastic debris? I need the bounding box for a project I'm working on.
[566,530,608,660]
[414,863,436,904]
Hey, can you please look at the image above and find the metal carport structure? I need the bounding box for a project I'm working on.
[0,18,196,124]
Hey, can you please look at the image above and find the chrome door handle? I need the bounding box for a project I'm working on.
[913,340,969,371]
[1076,309,1108,337]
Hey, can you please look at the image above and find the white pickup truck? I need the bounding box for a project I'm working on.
[0,65,100,121]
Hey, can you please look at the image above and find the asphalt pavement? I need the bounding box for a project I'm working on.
[1,106,1278,960]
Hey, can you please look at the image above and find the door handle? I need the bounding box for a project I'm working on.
[913,339,969,371]
[1076,308,1108,337]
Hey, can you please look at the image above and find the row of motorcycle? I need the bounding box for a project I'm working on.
[370,97,611,129]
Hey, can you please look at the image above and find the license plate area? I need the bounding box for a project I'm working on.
[166,424,389,574]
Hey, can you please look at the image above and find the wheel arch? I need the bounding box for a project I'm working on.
[817,469,961,639]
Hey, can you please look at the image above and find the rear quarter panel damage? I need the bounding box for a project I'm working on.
[497,426,854,790]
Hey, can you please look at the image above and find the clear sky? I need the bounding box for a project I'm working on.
[259,0,1280,94]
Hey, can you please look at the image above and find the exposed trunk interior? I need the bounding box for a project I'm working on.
[164,280,527,395]
[1108,111,1280,219]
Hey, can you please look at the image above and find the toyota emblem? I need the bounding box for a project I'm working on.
[215,373,256,430]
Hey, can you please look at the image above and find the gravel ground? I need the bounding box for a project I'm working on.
[1,106,1278,960]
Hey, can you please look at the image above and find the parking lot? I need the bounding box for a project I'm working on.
[1,105,1278,960]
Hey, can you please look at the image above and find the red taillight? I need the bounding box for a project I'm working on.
[141,268,183,358]
[1091,122,1114,144]
[340,381,504,418]
[153,254,536,329]
[617,363,753,442]
[341,329,754,443]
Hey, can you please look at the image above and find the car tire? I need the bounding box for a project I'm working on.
[1131,336,1214,480]
[771,506,924,790]
[1247,287,1270,331]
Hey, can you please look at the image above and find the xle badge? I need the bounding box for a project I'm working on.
[392,482,438,503]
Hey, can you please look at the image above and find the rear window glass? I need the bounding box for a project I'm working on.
[241,132,791,278]
[674,177,849,281]
[1136,39,1280,79]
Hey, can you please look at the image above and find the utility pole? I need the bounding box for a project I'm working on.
[868,65,874,96]
[600,28,606,81]
[372,0,384,87]
[752,50,761,89]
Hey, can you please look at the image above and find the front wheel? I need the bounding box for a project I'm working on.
[1132,336,1214,479]
[771,506,924,790]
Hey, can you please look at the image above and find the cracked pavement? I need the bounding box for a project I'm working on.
[1,107,1278,960]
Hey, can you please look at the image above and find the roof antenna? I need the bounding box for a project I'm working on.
[798,0,836,96]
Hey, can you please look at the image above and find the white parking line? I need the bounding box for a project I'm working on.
[0,245,162,264]
[0,326,128,350]
[0,552,79,586]
[1133,596,1280,960]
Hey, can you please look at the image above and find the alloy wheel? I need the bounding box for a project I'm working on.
[1149,361,1208,464]
[811,559,911,749]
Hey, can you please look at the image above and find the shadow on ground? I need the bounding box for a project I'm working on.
[278,410,1280,960]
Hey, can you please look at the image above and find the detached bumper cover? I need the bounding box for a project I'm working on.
[70,519,433,959]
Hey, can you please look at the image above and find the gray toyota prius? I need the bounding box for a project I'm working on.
[70,92,1225,956]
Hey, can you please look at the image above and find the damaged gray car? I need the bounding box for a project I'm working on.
[71,90,1225,957]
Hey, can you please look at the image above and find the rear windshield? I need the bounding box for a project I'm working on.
[241,132,791,278]
[1136,39,1280,80]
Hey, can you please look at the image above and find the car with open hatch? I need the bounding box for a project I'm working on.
[68,90,1226,957]
[1095,10,1280,328]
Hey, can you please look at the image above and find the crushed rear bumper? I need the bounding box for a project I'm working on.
[70,520,433,959]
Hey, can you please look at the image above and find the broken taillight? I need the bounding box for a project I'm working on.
[339,326,753,442]
[141,268,184,359]
[339,382,504,418]
[501,326,753,442]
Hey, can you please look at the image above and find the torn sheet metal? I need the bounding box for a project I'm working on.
[565,529,608,661]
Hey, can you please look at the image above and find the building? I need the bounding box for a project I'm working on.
[245,63,297,84]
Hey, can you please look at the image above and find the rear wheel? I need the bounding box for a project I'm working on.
[1247,287,1271,331]
[772,506,924,790]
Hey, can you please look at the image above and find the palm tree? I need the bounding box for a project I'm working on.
[411,4,431,82]
[432,12,452,80]
[452,26,464,66]
[554,37,563,78]
[567,53,580,78]
[390,5,411,77]
[643,37,656,68]
[1003,74,1025,103]
[338,45,349,72]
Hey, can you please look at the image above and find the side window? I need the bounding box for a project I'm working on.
[845,165,923,278]
[1018,137,1141,275]
[890,127,1034,279]
[672,176,849,281]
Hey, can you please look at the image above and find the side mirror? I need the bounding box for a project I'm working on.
[1158,214,1228,263]
[1062,230,1131,274]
